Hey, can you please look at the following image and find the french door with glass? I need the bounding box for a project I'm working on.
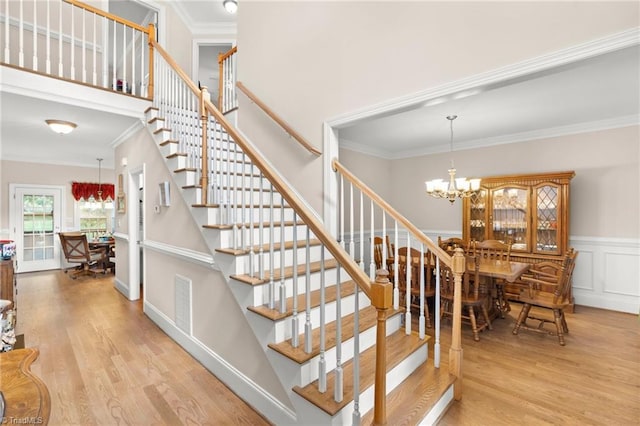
[11,185,63,273]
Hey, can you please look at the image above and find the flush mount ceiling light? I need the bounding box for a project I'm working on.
[223,0,238,14]
[45,119,77,135]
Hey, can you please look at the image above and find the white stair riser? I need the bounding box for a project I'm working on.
[235,266,343,307]
[159,141,179,157]
[296,310,400,387]
[209,224,311,250]
[227,244,325,276]
[173,170,197,187]
[292,343,428,426]
[270,291,372,344]
[148,118,165,132]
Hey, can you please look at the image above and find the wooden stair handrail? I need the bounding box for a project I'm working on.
[236,81,322,156]
[218,45,237,63]
[332,159,454,268]
[151,39,370,299]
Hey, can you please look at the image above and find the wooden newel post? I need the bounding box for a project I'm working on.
[449,248,466,400]
[372,269,393,426]
[200,87,210,205]
[147,23,155,99]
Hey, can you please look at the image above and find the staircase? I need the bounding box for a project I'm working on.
[142,89,457,423]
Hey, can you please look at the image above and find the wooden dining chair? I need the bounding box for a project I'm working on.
[439,254,492,341]
[470,239,512,317]
[373,235,393,271]
[395,247,436,327]
[58,232,107,279]
[437,236,468,255]
[512,249,578,345]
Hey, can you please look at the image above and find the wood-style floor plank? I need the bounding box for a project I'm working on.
[435,303,640,425]
[15,270,270,426]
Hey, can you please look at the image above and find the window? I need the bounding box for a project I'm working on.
[77,200,114,240]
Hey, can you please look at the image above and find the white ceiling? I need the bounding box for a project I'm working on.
[339,45,640,159]
[1,3,638,171]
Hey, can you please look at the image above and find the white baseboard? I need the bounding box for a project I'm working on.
[114,276,129,298]
[143,301,298,425]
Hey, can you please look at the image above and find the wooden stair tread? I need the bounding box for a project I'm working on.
[269,304,403,364]
[193,203,291,209]
[159,139,178,145]
[231,259,337,285]
[361,360,456,425]
[216,239,322,256]
[250,280,356,321]
[293,330,428,416]
[204,220,304,231]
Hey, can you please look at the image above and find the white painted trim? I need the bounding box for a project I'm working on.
[144,301,297,425]
[111,119,145,148]
[419,385,454,426]
[326,28,640,129]
[322,27,640,218]
[112,232,129,241]
[191,38,237,85]
[167,1,236,36]
[114,276,129,298]
[127,165,144,301]
[142,239,217,269]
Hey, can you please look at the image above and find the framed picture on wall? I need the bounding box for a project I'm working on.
[117,193,126,213]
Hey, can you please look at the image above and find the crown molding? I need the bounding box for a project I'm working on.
[327,27,640,129]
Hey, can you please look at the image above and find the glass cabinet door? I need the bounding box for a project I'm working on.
[490,186,529,251]
[468,189,488,243]
[534,183,561,255]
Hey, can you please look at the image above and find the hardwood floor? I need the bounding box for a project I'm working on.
[433,302,640,425]
[13,270,639,425]
[15,270,270,425]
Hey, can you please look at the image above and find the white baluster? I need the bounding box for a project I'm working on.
[339,175,345,250]
[268,183,275,310]
[393,221,399,310]
[290,213,299,348]
[44,0,50,73]
[248,153,255,278]
[382,212,387,271]
[19,0,23,67]
[434,256,441,368]
[241,150,248,251]
[405,231,411,335]
[352,280,360,424]
[81,8,86,82]
[4,0,10,63]
[131,26,136,95]
[304,226,312,353]
[32,0,37,71]
[58,1,63,77]
[369,200,375,280]
[278,197,286,314]
[70,4,74,79]
[92,12,96,84]
[359,191,364,270]
[334,264,343,403]
[419,244,425,339]
[112,20,116,89]
[121,21,126,92]
[318,246,326,392]
[258,173,265,280]
[349,183,354,259]
[232,142,239,249]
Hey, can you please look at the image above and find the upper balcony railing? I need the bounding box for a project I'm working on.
[1,0,154,97]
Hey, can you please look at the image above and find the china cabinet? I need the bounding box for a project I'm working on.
[1,259,17,312]
[462,171,575,303]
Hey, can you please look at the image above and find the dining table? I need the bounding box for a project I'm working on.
[88,238,115,273]
[471,258,530,319]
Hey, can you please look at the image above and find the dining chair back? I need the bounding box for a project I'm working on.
[396,247,436,327]
[512,248,578,345]
[59,232,106,279]
[373,235,393,271]
[437,236,468,255]
[439,254,492,341]
[471,239,511,262]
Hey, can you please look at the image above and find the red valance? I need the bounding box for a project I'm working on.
[71,182,115,201]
